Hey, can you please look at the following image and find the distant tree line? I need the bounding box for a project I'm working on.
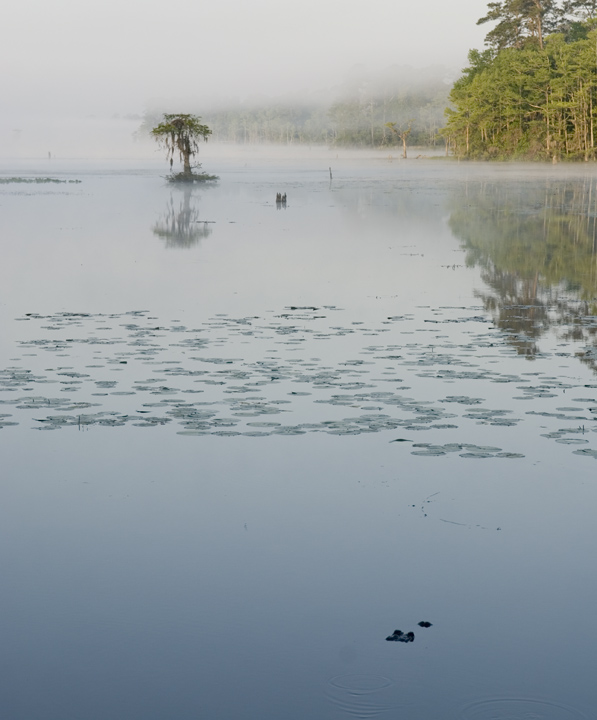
[139,68,449,150]
[443,1,597,160]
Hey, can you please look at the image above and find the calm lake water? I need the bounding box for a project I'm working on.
[1,156,596,720]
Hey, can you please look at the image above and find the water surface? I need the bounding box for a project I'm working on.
[1,158,596,720]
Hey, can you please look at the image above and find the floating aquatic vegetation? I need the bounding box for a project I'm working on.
[0,307,594,460]
[461,409,519,426]
[459,452,497,458]
[410,442,523,459]
[555,438,589,444]
[527,410,588,421]
[33,411,133,429]
[0,415,18,429]
[440,396,484,405]
[573,448,597,458]
[0,177,81,184]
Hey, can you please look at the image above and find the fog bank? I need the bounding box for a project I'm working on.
[3,0,486,123]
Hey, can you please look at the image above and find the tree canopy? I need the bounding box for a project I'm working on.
[477,0,558,49]
[443,1,597,159]
[151,114,212,178]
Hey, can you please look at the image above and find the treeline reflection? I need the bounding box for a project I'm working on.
[448,179,597,371]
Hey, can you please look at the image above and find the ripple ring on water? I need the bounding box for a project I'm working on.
[328,674,393,693]
[459,697,588,720]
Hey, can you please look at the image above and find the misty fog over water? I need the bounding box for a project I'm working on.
[1,156,596,720]
[1,0,484,161]
[1,0,487,121]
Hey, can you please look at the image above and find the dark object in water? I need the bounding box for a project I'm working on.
[418,621,432,628]
[275,192,287,206]
[386,630,414,642]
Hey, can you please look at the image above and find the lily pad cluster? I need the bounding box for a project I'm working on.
[0,307,595,459]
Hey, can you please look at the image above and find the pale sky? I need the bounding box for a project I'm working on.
[2,0,488,117]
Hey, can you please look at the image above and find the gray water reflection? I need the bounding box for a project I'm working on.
[152,188,213,248]
[448,179,597,366]
[0,161,596,720]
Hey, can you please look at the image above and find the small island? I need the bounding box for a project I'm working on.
[151,113,218,182]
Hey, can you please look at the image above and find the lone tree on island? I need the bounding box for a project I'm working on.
[151,114,214,180]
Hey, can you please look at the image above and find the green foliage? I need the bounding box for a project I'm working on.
[151,114,212,175]
[443,8,597,160]
[477,0,559,50]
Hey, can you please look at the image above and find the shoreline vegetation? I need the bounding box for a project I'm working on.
[444,1,597,161]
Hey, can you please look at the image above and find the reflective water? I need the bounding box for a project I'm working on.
[1,158,596,719]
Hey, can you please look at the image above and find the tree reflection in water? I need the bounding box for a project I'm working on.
[448,178,597,369]
[152,188,212,249]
